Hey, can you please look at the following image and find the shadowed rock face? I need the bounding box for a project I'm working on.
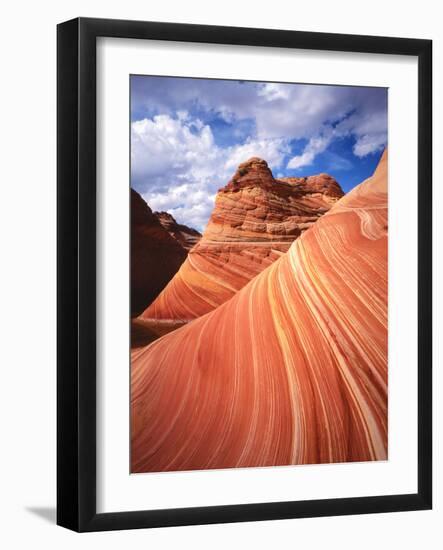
[131,150,388,473]
[140,157,343,322]
[155,211,201,251]
[131,190,201,316]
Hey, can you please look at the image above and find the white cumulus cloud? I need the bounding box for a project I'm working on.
[287,133,332,170]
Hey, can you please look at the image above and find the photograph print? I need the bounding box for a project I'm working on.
[130,75,388,474]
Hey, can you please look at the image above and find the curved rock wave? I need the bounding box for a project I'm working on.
[131,150,388,473]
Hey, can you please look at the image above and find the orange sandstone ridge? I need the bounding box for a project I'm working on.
[131,150,388,473]
[140,157,344,322]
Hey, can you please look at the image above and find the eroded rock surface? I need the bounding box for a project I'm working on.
[141,157,343,321]
[131,150,388,473]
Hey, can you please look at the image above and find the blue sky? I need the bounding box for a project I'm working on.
[131,76,387,231]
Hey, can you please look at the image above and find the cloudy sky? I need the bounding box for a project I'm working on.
[131,75,387,231]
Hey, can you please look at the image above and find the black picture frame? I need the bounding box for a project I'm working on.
[57,17,432,532]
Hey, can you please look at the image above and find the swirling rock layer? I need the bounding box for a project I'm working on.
[141,158,343,321]
[131,150,388,473]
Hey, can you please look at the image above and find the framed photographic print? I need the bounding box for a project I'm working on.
[57,17,432,531]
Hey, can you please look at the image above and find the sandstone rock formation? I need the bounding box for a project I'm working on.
[131,189,200,316]
[155,211,201,251]
[140,157,343,322]
[131,150,388,473]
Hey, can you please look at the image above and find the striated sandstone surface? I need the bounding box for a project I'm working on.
[141,157,343,321]
[131,150,388,473]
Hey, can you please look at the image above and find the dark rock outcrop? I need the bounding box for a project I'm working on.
[131,189,201,316]
[155,211,201,251]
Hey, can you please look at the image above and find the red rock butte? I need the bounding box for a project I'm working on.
[140,157,344,322]
[131,149,388,473]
